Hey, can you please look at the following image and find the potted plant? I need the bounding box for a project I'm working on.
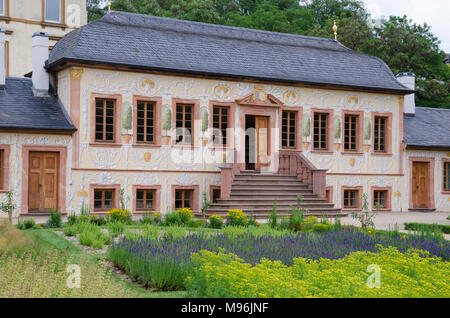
[302,115,310,150]
[334,116,341,151]
[122,102,133,144]
[161,106,172,145]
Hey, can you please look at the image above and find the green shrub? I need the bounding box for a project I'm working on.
[77,223,110,249]
[164,211,181,226]
[186,247,450,298]
[226,209,247,227]
[208,214,223,229]
[108,222,125,236]
[105,209,132,224]
[404,222,450,234]
[16,218,25,230]
[62,225,77,237]
[187,219,203,228]
[268,201,278,229]
[140,212,153,224]
[23,219,36,230]
[67,213,78,225]
[313,223,331,233]
[44,209,62,228]
[91,216,107,226]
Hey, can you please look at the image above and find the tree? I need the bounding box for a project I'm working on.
[87,0,449,108]
[87,0,106,21]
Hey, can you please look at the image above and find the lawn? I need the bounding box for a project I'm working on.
[2,207,449,298]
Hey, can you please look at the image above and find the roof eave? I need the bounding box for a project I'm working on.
[0,126,77,135]
[46,57,415,95]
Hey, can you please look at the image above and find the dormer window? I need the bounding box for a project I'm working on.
[45,0,61,23]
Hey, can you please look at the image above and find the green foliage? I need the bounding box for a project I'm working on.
[351,193,375,229]
[405,222,449,235]
[105,209,132,224]
[186,247,450,298]
[44,209,62,228]
[23,219,36,230]
[78,224,110,249]
[108,222,126,236]
[268,201,278,229]
[88,0,450,109]
[226,209,248,227]
[208,214,223,229]
[0,220,32,254]
[0,190,16,223]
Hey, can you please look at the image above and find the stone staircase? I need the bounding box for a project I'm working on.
[205,172,344,219]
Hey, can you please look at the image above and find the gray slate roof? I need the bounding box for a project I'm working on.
[48,11,412,94]
[404,107,450,149]
[0,78,76,132]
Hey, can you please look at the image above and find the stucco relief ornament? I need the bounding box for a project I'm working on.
[135,173,159,186]
[174,173,199,186]
[348,95,359,108]
[283,89,298,105]
[251,86,268,103]
[214,83,231,99]
[141,78,155,94]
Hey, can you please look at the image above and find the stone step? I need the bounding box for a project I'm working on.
[235,173,297,178]
[230,191,316,197]
[232,181,308,186]
[218,197,328,203]
[207,206,341,213]
[198,212,346,219]
[231,185,311,191]
[234,176,300,182]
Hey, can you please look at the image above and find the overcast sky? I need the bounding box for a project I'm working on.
[363,0,450,52]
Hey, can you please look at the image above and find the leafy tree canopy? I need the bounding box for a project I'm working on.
[87,0,450,108]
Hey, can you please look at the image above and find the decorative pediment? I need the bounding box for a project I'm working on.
[236,86,284,107]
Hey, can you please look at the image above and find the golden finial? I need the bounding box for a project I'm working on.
[333,20,338,40]
[108,0,112,11]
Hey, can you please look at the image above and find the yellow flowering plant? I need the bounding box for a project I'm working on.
[208,214,223,229]
[226,209,247,227]
[186,247,450,298]
[105,208,132,224]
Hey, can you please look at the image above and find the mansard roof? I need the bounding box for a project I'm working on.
[48,11,412,94]
[404,107,450,149]
[0,78,76,132]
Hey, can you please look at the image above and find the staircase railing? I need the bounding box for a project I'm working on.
[278,150,327,198]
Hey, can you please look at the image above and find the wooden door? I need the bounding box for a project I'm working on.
[28,152,59,212]
[412,162,429,208]
[255,116,269,170]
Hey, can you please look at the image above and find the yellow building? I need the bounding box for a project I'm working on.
[0,0,87,77]
[0,11,449,218]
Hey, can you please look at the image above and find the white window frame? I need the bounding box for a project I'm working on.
[45,0,62,23]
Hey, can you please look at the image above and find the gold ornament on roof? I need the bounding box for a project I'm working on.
[108,0,112,11]
[333,20,338,40]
